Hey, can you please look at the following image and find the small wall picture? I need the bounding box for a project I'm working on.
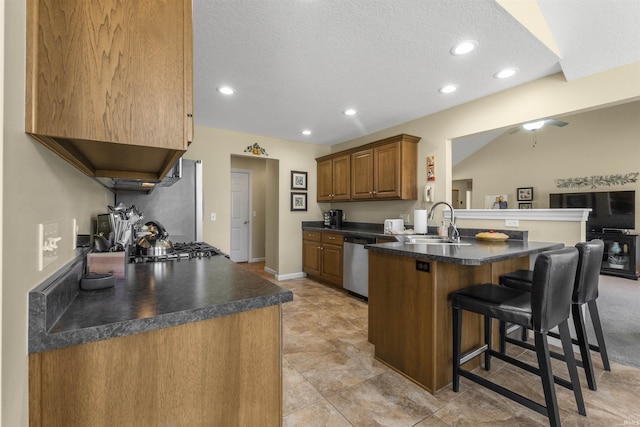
[519,203,533,209]
[291,192,307,211]
[517,187,533,201]
[291,171,307,190]
[486,194,509,209]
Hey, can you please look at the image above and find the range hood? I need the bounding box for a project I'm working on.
[95,158,183,194]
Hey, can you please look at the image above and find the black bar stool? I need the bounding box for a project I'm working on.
[452,247,585,427]
[500,239,610,391]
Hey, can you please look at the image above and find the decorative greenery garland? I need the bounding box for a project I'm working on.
[554,172,639,189]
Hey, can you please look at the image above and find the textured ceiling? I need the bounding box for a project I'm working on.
[193,0,640,147]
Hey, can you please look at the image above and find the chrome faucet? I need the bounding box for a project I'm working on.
[428,201,460,242]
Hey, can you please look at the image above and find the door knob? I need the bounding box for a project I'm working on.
[243,221,249,224]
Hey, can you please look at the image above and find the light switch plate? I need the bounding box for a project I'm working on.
[38,222,59,271]
[505,219,519,227]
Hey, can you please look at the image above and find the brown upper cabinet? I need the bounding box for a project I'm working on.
[25,0,193,181]
[317,134,420,202]
[317,154,351,202]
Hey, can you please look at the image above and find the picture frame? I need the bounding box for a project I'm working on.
[291,171,308,190]
[290,192,307,211]
[517,187,533,201]
[519,202,533,209]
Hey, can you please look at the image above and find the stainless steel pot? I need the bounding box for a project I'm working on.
[136,234,173,256]
[134,220,173,256]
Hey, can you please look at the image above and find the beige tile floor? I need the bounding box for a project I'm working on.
[240,262,640,426]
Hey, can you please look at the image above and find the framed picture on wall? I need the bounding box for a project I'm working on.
[291,171,308,190]
[519,202,533,209]
[290,192,307,211]
[517,187,533,201]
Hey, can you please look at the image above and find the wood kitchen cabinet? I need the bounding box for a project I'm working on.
[25,0,193,181]
[302,231,344,287]
[317,154,351,202]
[317,134,420,202]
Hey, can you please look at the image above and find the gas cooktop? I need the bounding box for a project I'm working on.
[129,241,224,263]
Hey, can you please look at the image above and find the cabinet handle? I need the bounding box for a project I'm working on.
[373,190,377,194]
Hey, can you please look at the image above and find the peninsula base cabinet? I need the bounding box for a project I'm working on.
[29,306,283,426]
[368,251,529,393]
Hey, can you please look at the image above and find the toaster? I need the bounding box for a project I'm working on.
[384,219,405,234]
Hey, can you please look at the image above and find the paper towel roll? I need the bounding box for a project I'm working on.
[414,210,427,234]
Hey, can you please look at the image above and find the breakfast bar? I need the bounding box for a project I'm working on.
[365,236,563,394]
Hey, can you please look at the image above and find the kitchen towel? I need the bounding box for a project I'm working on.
[414,210,427,233]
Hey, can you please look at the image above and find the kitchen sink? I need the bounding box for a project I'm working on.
[394,235,471,246]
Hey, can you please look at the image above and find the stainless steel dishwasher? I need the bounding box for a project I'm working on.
[343,235,376,300]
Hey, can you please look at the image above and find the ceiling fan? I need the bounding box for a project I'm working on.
[508,119,569,134]
[509,119,569,147]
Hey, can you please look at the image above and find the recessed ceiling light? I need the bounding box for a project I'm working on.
[523,120,545,131]
[450,40,478,56]
[302,130,312,136]
[343,109,357,116]
[217,86,234,95]
[439,84,458,94]
[495,68,518,79]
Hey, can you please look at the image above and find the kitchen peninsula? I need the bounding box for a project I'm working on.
[29,251,292,426]
[366,235,563,394]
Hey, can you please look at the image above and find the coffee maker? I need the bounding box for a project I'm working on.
[327,209,343,228]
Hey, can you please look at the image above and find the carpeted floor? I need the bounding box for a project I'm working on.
[587,274,640,368]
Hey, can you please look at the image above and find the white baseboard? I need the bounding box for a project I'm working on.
[250,257,265,263]
[275,271,306,281]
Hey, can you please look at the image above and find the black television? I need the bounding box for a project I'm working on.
[549,190,635,232]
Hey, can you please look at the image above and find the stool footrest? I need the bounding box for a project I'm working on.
[489,349,573,390]
[547,330,601,353]
[460,344,489,365]
[459,368,548,417]
[506,336,586,369]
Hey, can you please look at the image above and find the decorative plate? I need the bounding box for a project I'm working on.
[475,231,509,242]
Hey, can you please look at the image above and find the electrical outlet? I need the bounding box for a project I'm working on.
[505,219,519,227]
[210,212,217,221]
[39,222,61,271]
[399,213,410,223]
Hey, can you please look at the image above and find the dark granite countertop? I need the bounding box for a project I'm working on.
[365,238,563,265]
[29,253,293,353]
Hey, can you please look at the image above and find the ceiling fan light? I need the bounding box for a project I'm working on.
[523,120,545,131]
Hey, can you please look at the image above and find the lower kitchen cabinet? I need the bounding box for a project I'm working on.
[302,231,344,287]
[29,306,282,427]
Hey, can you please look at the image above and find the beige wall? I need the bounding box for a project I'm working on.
[2,1,114,425]
[184,126,330,278]
[453,101,640,232]
[328,65,640,227]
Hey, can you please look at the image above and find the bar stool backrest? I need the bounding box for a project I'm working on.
[574,239,604,304]
[531,247,579,332]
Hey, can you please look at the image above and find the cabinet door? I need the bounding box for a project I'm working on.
[374,142,401,199]
[332,155,351,201]
[303,240,322,276]
[317,159,334,202]
[321,244,343,285]
[26,0,192,179]
[351,149,374,200]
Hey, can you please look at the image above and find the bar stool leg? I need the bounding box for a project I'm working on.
[452,306,462,392]
[558,320,586,416]
[484,316,492,370]
[499,320,507,354]
[587,300,611,371]
[572,304,596,390]
[534,331,561,427]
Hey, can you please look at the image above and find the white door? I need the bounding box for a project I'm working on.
[230,171,251,262]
